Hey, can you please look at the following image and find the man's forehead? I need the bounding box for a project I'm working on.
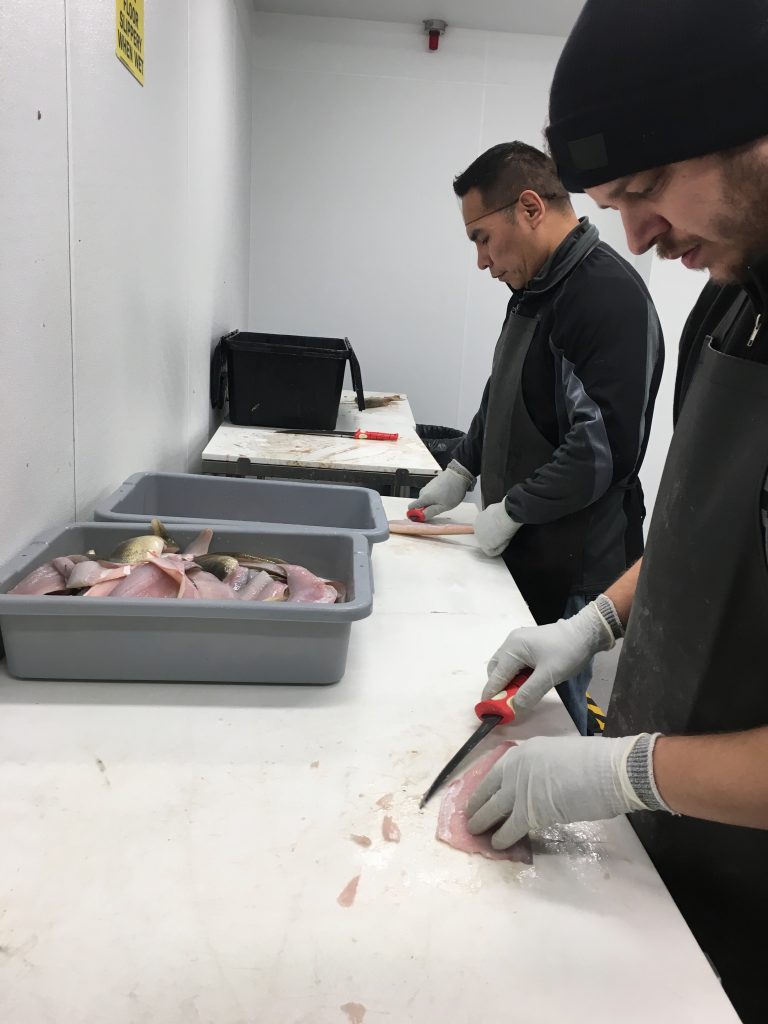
[460,189,487,225]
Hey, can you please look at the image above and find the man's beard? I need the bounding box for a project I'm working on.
[657,145,768,284]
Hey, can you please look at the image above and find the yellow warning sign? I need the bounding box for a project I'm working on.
[115,0,144,86]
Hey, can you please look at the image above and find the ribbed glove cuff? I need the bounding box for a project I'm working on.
[626,733,676,813]
[595,593,625,640]
[447,459,477,486]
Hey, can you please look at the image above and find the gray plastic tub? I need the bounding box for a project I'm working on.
[94,472,389,550]
[0,522,372,684]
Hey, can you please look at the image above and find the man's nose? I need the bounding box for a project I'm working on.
[476,246,492,271]
[620,206,670,256]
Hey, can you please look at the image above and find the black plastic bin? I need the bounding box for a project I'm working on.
[415,424,466,470]
[211,330,365,430]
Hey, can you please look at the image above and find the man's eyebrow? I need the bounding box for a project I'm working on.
[597,174,641,209]
[606,176,633,201]
[467,227,483,242]
[594,176,633,210]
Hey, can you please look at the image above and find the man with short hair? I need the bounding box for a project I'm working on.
[410,142,663,734]
[465,3,768,1018]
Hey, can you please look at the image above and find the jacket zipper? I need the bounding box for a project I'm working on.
[748,312,762,347]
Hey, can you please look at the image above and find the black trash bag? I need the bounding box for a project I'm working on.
[415,424,466,471]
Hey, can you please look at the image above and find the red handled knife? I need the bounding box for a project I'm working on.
[275,428,399,441]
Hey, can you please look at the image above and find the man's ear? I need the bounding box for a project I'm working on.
[518,190,545,228]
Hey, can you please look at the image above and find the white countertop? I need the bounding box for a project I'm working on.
[0,499,738,1023]
[202,391,441,478]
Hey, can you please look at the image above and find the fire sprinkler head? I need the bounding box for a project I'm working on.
[423,18,447,51]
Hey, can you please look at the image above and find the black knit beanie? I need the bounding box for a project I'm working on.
[547,0,768,192]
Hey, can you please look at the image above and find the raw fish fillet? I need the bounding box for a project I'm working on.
[436,743,532,863]
[66,561,131,590]
[9,563,67,596]
[82,579,125,597]
[236,569,273,600]
[109,562,180,599]
[388,520,474,537]
[51,557,77,578]
[186,567,236,600]
[183,528,213,557]
[260,580,287,601]
[149,552,197,597]
[223,564,250,593]
[324,578,346,602]
[284,564,337,604]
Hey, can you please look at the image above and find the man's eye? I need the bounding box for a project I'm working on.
[632,174,663,198]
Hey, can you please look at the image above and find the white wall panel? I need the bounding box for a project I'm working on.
[67,0,190,517]
[187,0,254,469]
[250,63,483,425]
[0,0,75,564]
[1,0,254,566]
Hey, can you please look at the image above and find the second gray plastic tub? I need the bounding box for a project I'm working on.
[0,522,372,684]
[94,472,389,550]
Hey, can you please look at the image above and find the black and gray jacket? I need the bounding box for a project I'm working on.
[453,219,664,594]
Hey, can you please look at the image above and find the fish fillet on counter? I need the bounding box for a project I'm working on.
[436,743,532,864]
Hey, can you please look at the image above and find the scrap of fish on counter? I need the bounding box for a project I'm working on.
[388,520,475,537]
[8,520,346,604]
[436,742,532,864]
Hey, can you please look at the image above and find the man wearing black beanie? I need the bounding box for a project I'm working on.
[464,1,768,1019]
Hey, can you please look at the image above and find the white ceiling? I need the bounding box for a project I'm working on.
[251,0,585,38]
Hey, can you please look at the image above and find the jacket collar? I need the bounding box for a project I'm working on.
[744,253,768,314]
[510,217,600,299]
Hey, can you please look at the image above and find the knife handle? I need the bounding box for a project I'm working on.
[474,669,533,725]
[354,430,398,441]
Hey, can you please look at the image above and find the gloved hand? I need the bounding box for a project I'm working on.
[467,733,670,850]
[473,500,521,556]
[482,598,616,706]
[408,460,474,520]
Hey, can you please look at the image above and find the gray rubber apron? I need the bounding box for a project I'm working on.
[480,311,593,624]
[606,328,768,1020]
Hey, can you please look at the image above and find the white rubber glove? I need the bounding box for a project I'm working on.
[467,733,670,850]
[408,460,474,521]
[473,500,521,556]
[482,598,616,707]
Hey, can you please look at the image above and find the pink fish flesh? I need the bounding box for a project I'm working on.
[183,528,213,557]
[148,552,197,598]
[337,874,361,908]
[9,563,68,596]
[82,579,125,597]
[436,743,532,863]
[388,520,475,537]
[223,564,250,593]
[236,569,273,600]
[109,562,181,599]
[5,539,347,605]
[382,816,401,843]
[324,579,346,602]
[284,564,337,604]
[51,557,76,578]
[66,561,131,590]
[186,567,236,600]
